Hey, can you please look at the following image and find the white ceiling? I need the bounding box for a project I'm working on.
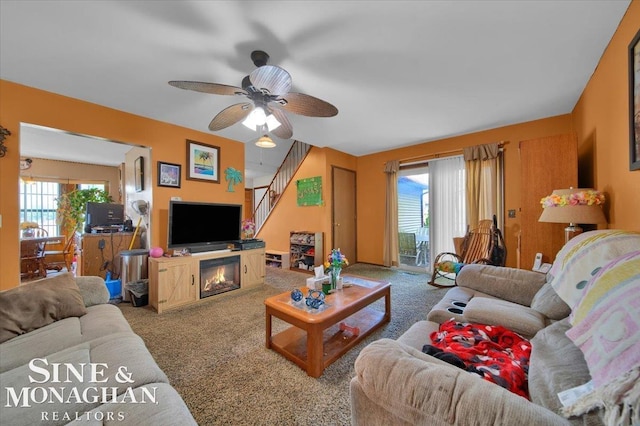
[0,0,631,179]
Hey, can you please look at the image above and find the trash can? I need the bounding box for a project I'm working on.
[125,279,149,307]
[120,249,149,302]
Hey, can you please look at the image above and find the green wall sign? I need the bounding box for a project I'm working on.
[296,176,322,206]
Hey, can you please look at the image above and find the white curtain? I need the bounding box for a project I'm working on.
[429,156,466,262]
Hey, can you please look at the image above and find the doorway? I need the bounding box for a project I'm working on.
[397,165,429,272]
[19,123,152,275]
[397,156,466,272]
[331,166,356,266]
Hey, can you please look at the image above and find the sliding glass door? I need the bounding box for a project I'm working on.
[397,156,466,272]
[397,165,429,271]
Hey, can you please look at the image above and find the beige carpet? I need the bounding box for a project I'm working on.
[118,263,447,425]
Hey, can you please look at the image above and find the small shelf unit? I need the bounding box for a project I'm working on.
[265,250,290,269]
[289,231,323,274]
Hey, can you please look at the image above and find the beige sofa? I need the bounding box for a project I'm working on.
[0,273,196,425]
[351,230,640,426]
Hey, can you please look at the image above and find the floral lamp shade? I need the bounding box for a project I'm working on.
[539,188,607,243]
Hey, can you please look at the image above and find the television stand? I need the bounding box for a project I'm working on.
[149,247,265,314]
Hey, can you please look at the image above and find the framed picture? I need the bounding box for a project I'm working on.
[629,28,640,171]
[186,140,220,183]
[134,156,144,192]
[157,161,181,188]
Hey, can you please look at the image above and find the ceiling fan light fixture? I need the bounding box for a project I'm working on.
[255,135,276,148]
[242,107,267,130]
[265,114,281,131]
[242,107,281,132]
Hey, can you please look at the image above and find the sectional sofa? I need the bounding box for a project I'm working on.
[351,230,640,426]
[0,273,196,425]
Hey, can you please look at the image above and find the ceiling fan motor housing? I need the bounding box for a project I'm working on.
[251,50,270,67]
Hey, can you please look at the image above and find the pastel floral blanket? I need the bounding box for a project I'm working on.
[428,320,532,398]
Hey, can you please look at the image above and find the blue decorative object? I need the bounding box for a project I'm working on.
[224,167,243,192]
[290,288,303,302]
[305,289,325,309]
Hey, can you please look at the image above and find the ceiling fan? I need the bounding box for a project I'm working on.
[169,50,338,141]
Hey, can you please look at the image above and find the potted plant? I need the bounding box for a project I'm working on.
[56,188,113,235]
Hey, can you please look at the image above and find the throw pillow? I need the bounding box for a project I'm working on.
[547,230,640,308]
[530,283,570,320]
[0,273,87,343]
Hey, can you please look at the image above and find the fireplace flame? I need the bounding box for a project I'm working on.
[203,267,227,291]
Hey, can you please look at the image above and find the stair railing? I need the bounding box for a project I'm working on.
[253,140,312,233]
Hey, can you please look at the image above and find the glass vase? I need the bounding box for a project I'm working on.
[330,267,342,291]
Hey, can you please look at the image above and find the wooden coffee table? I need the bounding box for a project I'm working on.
[265,275,391,378]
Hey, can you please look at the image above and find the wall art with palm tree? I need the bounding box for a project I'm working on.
[186,140,220,183]
[224,167,243,192]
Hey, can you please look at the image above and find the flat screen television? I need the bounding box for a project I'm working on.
[168,201,242,253]
[85,202,125,231]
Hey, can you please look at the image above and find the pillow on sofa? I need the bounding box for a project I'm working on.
[547,230,640,308]
[563,252,640,425]
[0,273,87,343]
[530,283,570,320]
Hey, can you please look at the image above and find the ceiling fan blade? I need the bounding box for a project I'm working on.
[208,103,253,131]
[169,81,246,96]
[269,108,293,139]
[249,65,291,96]
[281,92,338,117]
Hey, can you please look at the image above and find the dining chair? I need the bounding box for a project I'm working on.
[20,239,48,280]
[45,234,76,272]
[32,227,49,237]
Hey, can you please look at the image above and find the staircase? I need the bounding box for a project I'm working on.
[253,140,312,233]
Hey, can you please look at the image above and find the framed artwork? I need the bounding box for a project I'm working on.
[186,140,220,183]
[157,161,181,188]
[134,156,144,192]
[296,176,323,206]
[630,28,640,171]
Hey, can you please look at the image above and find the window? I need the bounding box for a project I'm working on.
[79,183,105,191]
[19,180,60,236]
[19,181,107,237]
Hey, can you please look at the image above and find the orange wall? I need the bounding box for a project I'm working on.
[356,115,573,267]
[572,0,640,229]
[257,147,357,260]
[0,80,245,290]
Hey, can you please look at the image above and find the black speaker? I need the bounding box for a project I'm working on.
[84,224,92,234]
[123,219,133,232]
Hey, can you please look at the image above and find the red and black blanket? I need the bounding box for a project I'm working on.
[426,320,532,399]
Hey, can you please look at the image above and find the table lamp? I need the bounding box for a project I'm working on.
[538,188,607,243]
